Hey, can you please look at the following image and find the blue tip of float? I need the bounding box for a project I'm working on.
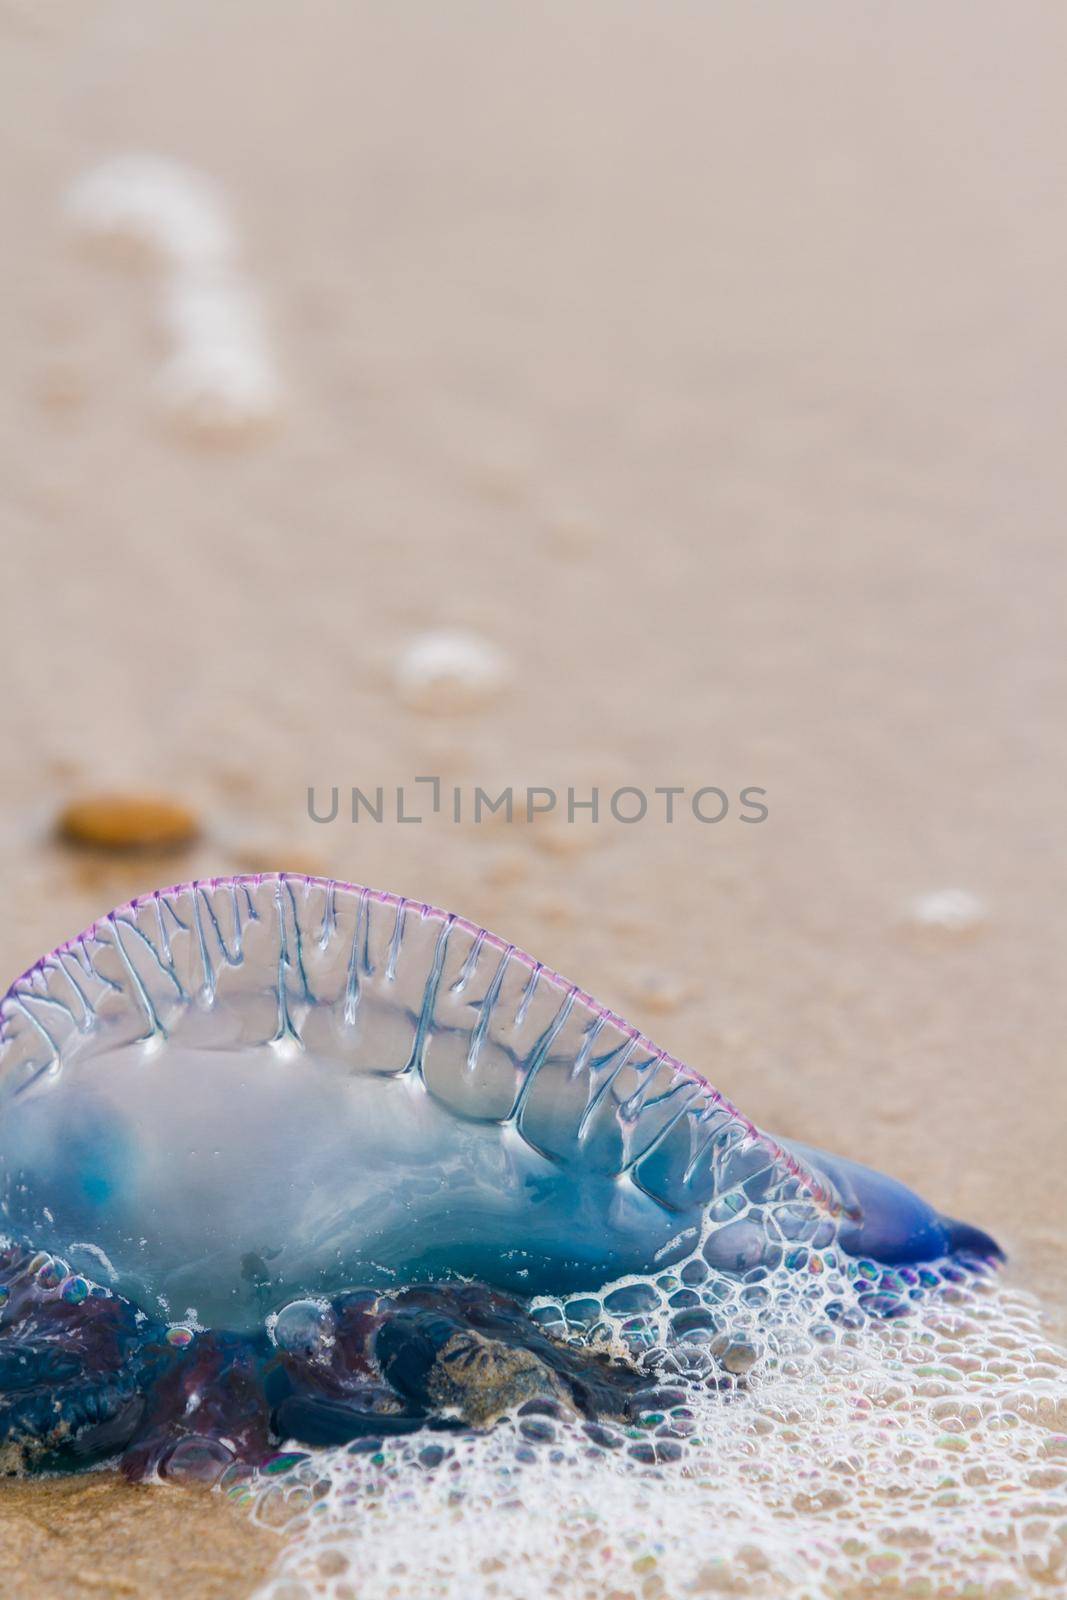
[781,1141,1003,1268]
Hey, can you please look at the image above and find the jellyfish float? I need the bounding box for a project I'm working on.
[0,876,999,1479]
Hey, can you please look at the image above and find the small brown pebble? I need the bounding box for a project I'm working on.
[58,793,199,851]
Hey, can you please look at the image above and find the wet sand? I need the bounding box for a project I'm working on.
[0,1474,276,1598]
[1,0,1065,1593]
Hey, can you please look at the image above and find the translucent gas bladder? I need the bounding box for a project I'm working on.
[0,877,997,1332]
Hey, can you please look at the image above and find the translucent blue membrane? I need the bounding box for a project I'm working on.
[0,877,998,1332]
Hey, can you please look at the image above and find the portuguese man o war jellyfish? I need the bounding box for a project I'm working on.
[0,875,1000,1481]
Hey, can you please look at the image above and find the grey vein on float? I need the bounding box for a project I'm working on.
[0,876,999,1332]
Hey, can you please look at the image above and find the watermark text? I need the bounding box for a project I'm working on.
[307,781,768,826]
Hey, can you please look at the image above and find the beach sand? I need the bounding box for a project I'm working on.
[0,0,1065,1593]
[0,1475,277,1598]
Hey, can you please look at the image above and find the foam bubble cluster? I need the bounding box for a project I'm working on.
[394,630,512,714]
[246,1255,1067,1600]
[909,889,988,933]
[64,153,282,440]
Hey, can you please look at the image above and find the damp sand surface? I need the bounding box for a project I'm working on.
[0,1474,277,1598]
[1,0,1066,1595]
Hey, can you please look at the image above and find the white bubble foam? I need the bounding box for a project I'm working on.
[65,153,235,272]
[395,631,511,714]
[157,270,281,437]
[64,153,282,441]
[245,1263,1067,1600]
[910,888,988,932]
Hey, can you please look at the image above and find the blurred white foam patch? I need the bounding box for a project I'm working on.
[395,631,512,714]
[158,271,281,438]
[910,889,988,932]
[64,153,234,271]
[64,153,282,441]
[249,1274,1067,1600]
